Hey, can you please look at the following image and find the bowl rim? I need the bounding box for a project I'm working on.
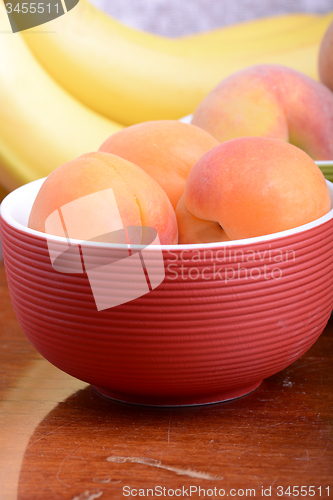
[315,160,333,167]
[1,177,333,252]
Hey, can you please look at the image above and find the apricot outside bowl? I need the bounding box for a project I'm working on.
[1,178,333,406]
[180,115,333,181]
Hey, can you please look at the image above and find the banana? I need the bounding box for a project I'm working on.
[22,0,333,125]
[0,3,123,191]
[181,12,332,49]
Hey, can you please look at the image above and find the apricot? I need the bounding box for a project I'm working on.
[99,120,219,209]
[183,137,331,242]
[319,20,333,93]
[176,194,230,245]
[191,64,333,161]
[28,152,178,245]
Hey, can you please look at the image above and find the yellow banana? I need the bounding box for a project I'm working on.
[181,12,332,49]
[0,3,123,191]
[22,0,333,125]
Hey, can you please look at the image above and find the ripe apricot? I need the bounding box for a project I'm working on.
[99,120,219,209]
[183,137,331,242]
[192,64,333,161]
[28,152,178,245]
[176,194,230,245]
[319,20,333,93]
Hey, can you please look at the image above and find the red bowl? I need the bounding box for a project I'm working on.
[1,178,333,406]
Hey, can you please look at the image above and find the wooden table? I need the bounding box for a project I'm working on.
[0,262,332,500]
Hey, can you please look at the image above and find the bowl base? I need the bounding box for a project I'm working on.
[93,380,262,407]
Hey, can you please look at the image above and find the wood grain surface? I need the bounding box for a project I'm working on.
[0,263,332,500]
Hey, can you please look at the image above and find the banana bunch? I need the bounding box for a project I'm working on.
[0,2,123,192]
[22,0,333,125]
[0,0,332,192]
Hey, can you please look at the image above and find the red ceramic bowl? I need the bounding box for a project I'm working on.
[1,178,333,406]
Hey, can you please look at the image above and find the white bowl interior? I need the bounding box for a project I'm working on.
[315,161,333,167]
[179,114,193,124]
[1,177,333,251]
[1,178,43,229]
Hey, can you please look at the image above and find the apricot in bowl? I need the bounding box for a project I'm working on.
[1,173,333,405]
[1,126,332,405]
[177,137,331,244]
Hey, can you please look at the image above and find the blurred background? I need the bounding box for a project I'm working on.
[89,0,333,37]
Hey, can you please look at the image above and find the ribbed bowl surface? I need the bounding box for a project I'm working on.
[1,179,333,405]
